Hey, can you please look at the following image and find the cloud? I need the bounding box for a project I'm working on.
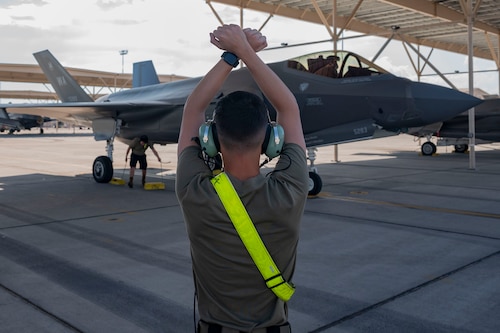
[95,0,136,11]
[0,0,48,8]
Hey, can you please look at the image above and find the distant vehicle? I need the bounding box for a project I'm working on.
[0,50,481,195]
[0,109,50,134]
[408,98,500,155]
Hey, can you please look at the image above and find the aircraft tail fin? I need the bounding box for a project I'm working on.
[0,108,9,120]
[132,60,160,88]
[33,50,94,103]
[0,108,22,129]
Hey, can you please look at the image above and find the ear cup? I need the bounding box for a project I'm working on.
[262,122,284,158]
[198,122,220,157]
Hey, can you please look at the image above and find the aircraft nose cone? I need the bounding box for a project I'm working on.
[411,81,482,124]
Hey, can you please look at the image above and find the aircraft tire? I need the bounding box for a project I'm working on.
[308,171,322,196]
[421,141,436,156]
[93,156,114,183]
[454,144,468,153]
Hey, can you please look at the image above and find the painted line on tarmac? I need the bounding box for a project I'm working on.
[316,192,500,220]
[310,249,500,332]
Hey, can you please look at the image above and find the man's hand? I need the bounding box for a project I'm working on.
[210,24,252,56]
[210,24,267,55]
[243,28,267,52]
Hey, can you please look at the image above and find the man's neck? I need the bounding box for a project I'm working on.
[222,150,261,181]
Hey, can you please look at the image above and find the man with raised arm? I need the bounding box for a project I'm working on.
[176,24,308,332]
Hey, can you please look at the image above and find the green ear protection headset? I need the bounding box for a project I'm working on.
[199,120,284,159]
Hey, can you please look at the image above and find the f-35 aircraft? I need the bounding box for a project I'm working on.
[0,50,481,195]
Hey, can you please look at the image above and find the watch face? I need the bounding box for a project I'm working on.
[223,52,239,67]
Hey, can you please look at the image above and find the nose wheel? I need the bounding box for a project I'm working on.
[308,171,322,196]
[307,148,323,196]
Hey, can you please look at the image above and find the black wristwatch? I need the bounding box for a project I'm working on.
[221,51,239,67]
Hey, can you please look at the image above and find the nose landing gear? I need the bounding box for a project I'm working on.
[307,148,322,196]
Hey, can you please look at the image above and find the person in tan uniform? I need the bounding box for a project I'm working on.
[125,135,161,188]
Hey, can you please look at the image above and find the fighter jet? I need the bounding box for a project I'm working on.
[0,50,481,195]
[0,109,51,134]
[408,97,500,155]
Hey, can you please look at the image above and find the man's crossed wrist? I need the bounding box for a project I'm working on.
[221,51,239,67]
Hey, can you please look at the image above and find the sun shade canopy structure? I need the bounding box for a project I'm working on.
[207,0,500,63]
[0,63,188,101]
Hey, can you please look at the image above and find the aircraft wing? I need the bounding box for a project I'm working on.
[0,101,180,127]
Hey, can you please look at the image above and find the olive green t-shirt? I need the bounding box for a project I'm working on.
[129,137,151,156]
[175,143,308,330]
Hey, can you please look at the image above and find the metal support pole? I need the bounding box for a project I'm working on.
[466,0,476,170]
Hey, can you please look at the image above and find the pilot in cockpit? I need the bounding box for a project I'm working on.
[313,55,340,78]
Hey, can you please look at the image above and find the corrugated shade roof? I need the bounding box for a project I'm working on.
[208,0,500,62]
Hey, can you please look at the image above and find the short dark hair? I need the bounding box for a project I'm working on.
[214,91,268,151]
[140,135,148,143]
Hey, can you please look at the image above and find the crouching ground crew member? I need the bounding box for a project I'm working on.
[125,135,161,188]
[175,25,308,332]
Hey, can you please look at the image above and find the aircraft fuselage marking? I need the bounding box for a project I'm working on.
[306,97,323,106]
[353,127,369,135]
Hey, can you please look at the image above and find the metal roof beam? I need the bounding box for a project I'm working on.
[380,0,498,35]
[310,0,336,39]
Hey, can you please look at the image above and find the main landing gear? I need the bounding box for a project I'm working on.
[454,144,469,153]
[91,119,121,183]
[307,148,323,196]
[420,137,469,156]
[93,147,114,183]
[421,140,437,156]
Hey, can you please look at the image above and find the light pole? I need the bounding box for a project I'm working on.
[119,49,128,74]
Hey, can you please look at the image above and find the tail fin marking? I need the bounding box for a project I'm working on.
[33,50,94,103]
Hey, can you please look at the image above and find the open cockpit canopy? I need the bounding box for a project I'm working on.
[287,50,388,79]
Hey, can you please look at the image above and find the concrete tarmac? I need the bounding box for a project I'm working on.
[1,129,499,333]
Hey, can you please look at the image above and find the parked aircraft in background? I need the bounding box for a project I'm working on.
[0,109,51,134]
[409,97,500,155]
[0,50,481,195]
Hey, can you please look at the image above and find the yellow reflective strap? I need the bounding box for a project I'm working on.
[211,172,295,302]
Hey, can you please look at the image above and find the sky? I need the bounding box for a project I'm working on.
[0,0,498,99]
